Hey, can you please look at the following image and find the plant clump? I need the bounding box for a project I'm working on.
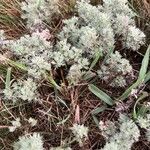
[21,0,60,29]
[0,0,149,149]
[13,133,44,150]
[3,78,39,103]
[97,51,133,87]
[100,114,140,150]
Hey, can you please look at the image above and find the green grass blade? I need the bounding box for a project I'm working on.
[138,45,150,80]
[144,71,150,83]
[88,84,114,106]
[5,67,12,89]
[92,115,99,127]
[83,71,96,81]
[45,72,61,91]
[91,105,106,115]
[8,60,28,71]
[89,50,102,70]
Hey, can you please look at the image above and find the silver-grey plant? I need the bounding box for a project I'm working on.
[97,51,133,87]
[1,0,146,87]
[21,0,59,28]
[13,133,44,150]
[5,31,52,78]
[3,78,39,103]
[70,124,89,146]
[137,114,150,142]
[57,0,145,85]
[100,114,140,150]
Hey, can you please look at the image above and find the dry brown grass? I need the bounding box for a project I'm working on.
[134,0,150,17]
[0,0,26,38]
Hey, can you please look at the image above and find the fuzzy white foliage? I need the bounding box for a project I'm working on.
[0,30,9,46]
[28,117,37,127]
[100,114,140,150]
[5,29,90,81]
[13,133,44,150]
[3,78,39,102]
[59,1,114,54]
[59,0,145,53]
[58,16,80,45]
[77,0,115,52]
[9,118,21,132]
[66,64,84,85]
[97,51,133,87]
[99,120,117,139]
[21,0,59,28]
[78,26,98,52]
[112,14,135,35]
[137,114,150,129]
[6,31,52,78]
[101,141,118,150]
[103,0,135,17]
[70,124,88,146]
[137,114,150,142]
[58,17,80,45]
[110,76,127,87]
[13,30,51,54]
[57,0,145,85]
[55,39,89,68]
[1,0,146,88]
[126,26,146,50]
[102,0,145,50]
[55,39,82,65]
[59,20,99,56]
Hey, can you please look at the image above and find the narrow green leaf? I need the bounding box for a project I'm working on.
[88,84,114,106]
[83,71,96,81]
[91,105,106,115]
[5,67,11,89]
[89,51,102,70]
[8,60,27,71]
[138,45,150,79]
[45,72,61,91]
[92,115,99,127]
[144,71,150,83]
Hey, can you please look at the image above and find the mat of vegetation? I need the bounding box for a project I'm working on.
[0,0,150,150]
